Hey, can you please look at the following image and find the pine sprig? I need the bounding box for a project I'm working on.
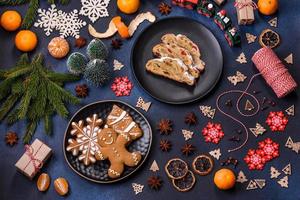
[21,0,39,29]
[0,0,29,6]
[0,53,80,143]
[47,0,70,5]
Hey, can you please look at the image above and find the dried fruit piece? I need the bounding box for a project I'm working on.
[184,112,197,125]
[37,173,50,192]
[259,29,280,49]
[181,143,196,156]
[172,170,195,192]
[158,2,172,15]
[5,131,18,146]
[111,38,123,49]
[54,177,69,196]
[165,158,188,179]
[147,176,162,190]
[192,155,213,176]
[160,140,172,152]
[157,119,173,134]
[75,84,89,98]
[75,36,87,48]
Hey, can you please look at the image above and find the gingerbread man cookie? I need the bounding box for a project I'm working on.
[106,105,143,141]
[97,126,142,178]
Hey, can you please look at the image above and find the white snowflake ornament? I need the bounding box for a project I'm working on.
[57,9,87,39]
[209,148,221,160]
[80,0,110,23]
[34,4,60,36]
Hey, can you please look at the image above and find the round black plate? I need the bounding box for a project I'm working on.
[131,17,223,104]
[63,100,152,183]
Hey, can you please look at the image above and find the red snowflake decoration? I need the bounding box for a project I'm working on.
[244,149,266,170]
[258,138,279,161]
[111,76,133,96]
[202,122,224,144]
[266,111,288,132]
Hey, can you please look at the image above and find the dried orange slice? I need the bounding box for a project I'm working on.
[259,29,280,49]
[172,170,196,192]
[192,154,214,176]
[165,158,188,179]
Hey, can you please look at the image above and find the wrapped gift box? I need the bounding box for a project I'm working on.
[15,139,52,179]
[235,0,255,25]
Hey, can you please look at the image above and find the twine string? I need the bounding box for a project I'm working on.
[216,73,261,153]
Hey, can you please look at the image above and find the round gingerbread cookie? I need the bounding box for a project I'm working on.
[48,37,70,59]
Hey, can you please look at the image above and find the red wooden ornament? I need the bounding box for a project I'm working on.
[202,122,224,144]
[266,111,288,132]
[111,76,133,97]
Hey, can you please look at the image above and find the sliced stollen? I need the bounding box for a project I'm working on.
[161,33,205,72]
[152,43,200,78]
[146,57,196,86]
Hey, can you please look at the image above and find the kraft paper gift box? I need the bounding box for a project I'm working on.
[235,0,255,25]
[15,139,52,179]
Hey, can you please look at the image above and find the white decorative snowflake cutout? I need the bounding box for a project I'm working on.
[57,9,87,39]
[80,0,110,23]
[34,4,86,38]
[34,4,60,36]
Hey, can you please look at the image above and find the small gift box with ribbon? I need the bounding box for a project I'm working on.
[15,139,52,179]
[234,0,257,25]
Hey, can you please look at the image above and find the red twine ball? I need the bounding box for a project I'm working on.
[252,47,297,98]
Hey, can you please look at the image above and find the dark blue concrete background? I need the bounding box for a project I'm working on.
[0,0,300,200]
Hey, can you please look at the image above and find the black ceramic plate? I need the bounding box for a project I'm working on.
[63,100,152,183]
[131,17,223,104]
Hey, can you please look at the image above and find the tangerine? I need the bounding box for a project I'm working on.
[0,10,22,31]
[15,30,38,52]
[117,0,140,14]
[258,0,278,15]
[214,168,236,190]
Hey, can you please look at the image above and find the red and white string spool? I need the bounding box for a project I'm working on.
[217,47,297,153]
[252,47,297,98]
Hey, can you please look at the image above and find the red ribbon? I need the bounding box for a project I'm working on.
[23,144,43,174]
[234,0,258,10]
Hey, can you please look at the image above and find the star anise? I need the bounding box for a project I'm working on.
[111,39,123,49]
[5,131,18,146]
[147,176,162,190]
[181,143,195,156]
[75,36,87,48]
[157,119,173,134]
[75,84,89,98]
[158,2,172,15]
[184,112,197,125]
[160,139,172,152]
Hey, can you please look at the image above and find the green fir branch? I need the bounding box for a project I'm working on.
[0,93,20,121]
[47,72,80,83]
[0,0,29,6]
[23,120,38,144]
[21,0,39,29]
